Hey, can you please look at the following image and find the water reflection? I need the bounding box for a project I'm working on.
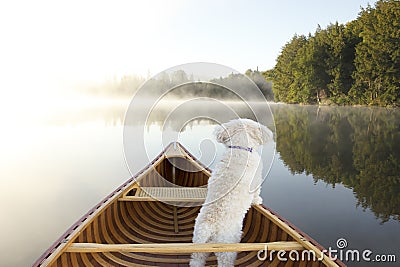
[273,105,400,222]
[45,98,275,130]
[5,98,399,267]
[44,99,400,222]
[43,98,128,126]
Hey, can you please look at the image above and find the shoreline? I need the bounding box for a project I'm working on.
[271,101,400,109]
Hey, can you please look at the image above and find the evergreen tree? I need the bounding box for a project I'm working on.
[272,35,307,103]
[269,0,399,106]
[295,28,331,104]
[323,22,359,104]
[351,0,400,106]
[245,69,274,101]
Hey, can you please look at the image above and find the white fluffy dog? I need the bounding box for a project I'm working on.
[190,118,273,267]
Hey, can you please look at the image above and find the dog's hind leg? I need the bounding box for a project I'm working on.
[190,223,213,267]
[214,226,242,267]
[190,237,210,267]
[190,252,210,267]
[215,251,236,267]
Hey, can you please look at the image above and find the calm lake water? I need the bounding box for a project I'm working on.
[1,98,399,266]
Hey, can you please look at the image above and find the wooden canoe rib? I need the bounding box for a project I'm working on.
[33,142,345,267]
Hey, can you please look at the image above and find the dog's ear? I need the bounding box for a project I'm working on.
[214,124,230,143]
[260,124,273,144]
[248,124,273,145]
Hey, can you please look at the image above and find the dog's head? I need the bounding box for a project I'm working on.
[214,118,273,147]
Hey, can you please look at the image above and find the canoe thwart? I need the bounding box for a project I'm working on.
[66,241,304,253]
[119,186,208,202]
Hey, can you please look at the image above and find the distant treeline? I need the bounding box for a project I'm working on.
[84,69,274,101]
[141,69,273,100]
[264,0,400,107]
[83,74,145,96]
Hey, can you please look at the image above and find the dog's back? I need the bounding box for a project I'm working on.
[190,119,272,267]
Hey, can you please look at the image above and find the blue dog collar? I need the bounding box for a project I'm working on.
[228,145,253,153]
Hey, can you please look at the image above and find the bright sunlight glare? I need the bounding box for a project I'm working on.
[0,0,183,125]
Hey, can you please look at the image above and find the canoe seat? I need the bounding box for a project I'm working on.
[119,186,208,202]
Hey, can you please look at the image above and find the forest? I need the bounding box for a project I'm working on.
[265,0,400,107]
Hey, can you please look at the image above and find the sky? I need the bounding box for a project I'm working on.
[0,0,373,102]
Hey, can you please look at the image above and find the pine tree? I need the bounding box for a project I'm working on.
[351,0,400,106]
[273,35,307,103]
[270,0,399,106]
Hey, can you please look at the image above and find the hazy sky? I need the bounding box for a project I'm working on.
[0,0,372,93]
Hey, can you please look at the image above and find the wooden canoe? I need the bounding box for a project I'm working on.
[33,142,344,267]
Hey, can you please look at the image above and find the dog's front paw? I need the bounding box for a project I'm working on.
[252,196,263,205]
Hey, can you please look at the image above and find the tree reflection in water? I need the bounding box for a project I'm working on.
[273,105,400,223]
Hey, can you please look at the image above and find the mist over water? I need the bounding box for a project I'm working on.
[0,97,399,266]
